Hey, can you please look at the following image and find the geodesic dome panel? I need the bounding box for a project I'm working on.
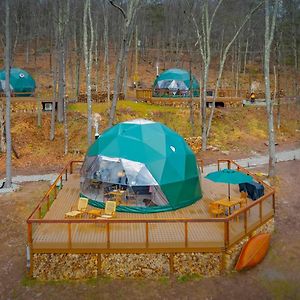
[81,119,202,213]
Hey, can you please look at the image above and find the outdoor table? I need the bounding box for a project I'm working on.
[214,197,242,215]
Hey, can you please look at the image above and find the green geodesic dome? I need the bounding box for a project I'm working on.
[0,68,36,95]
[80,119,202,213]
[153,68,199,97]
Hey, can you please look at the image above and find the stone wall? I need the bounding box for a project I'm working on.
[33,253,98,280]
[223,218,275,271]
[173,253,222,277]
[32,218,274,280]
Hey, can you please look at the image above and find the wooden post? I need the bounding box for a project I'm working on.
[272,193,275,212]
[65,169,68,181]
[28,223,33,244]
[244,210,248,234]
[184,222,188,248]
[47,195,50,211]
[228,160,231,169]
[97,254,102,276]
[27,222,33,276]
[60,175,63,189]
[70,161,73,174]
[107,222,110,249]
[145,222,149,248]
[68,223,72,249]
[38,207,42,219]
[224,221,229,249]
[259,201,263,223]
[169,253,174,276]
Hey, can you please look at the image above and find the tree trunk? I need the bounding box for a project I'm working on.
[74,22,82,101]
[102,1,110,102]
[83,0,94,145]
[189,61,195,136]
[4,0,12,188]
[264,0,278,177]
[243,36,249,75]
[206,2,262,139]
[57,6,64,123]
[63,43,68,155]
[50,56,57,141]
[0,100,5,153]
[26,39,30,64]
[108,0,140,127]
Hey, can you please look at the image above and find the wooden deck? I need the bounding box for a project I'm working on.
[31,172,274,252]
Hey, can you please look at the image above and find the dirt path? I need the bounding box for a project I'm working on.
[0,161,299,299]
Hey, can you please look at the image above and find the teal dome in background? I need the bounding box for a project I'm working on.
[0,68,36,95]
[153,68,200,97]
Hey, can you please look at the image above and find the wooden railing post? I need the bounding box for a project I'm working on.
[145,222,149,248]
[184,222,188,248]
[27,222,33,276]
[47,195,50,211]
[244,210,248,234]
[70,161,73,174]
[60,176,63,189]
[228,160,231,169]
[272,193,275,212]
[54,185,57,199]
[65,168,68,181]
[28,222,33,245]
[68,223,72,249]
[224,221,229,249]
[107,222,110,249]
[259,201,263,223]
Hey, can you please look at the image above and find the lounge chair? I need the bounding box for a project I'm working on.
[100,200,117,219]
[65,197,88,218]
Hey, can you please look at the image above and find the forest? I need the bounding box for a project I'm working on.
[0,0,299,186]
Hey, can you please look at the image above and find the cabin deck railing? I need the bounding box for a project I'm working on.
[27,159,275,255]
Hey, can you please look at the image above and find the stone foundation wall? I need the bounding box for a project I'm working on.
[33,254,98,280]
[223,218,275,271]
[32,218,274,280]
[173,253,222,277]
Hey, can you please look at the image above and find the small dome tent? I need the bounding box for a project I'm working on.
[153,68,199,97]
[80,119,202,213]
[0,68,36,95]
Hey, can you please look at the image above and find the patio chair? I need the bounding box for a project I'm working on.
[65,197,88,218]
[240,191,248,207]
[209,202,225,217]
[240,191,251,216]
[100,200,117,219]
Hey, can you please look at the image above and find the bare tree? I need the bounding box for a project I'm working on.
[190,0,223,151]
[101,0,110,102]
[4,0,12,188]
[108,0,140,127]
[83,0,94,145]
[57,0,69,123]
[264,0,279,177]
[206,2,263,138]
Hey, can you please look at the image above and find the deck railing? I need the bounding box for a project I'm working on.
[27,159,275,255]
